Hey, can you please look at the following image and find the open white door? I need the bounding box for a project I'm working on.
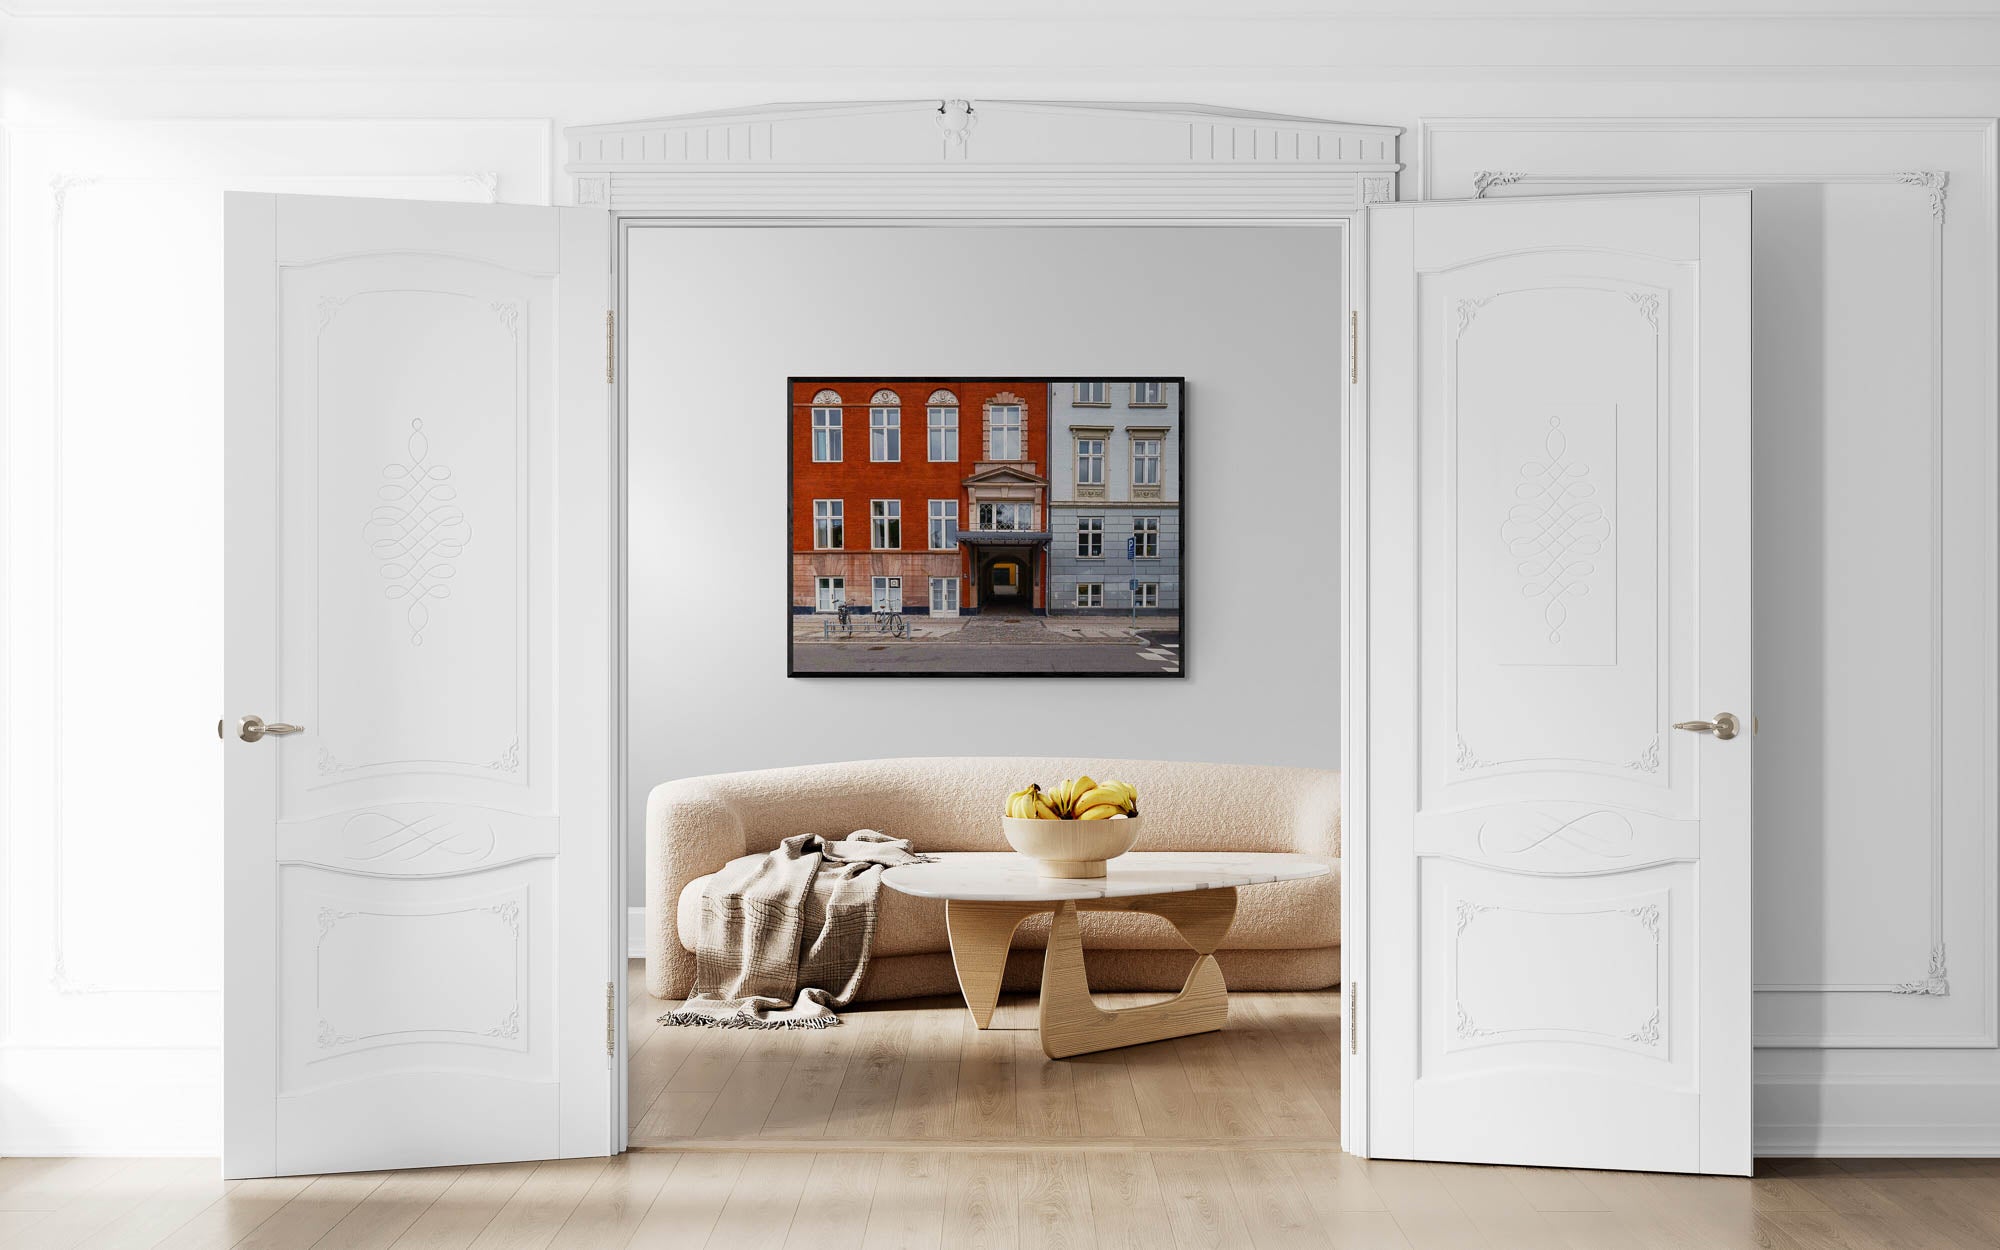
[223,193,615,1178]
[1358,190,1752,1175]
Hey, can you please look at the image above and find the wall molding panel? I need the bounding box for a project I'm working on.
[1420,117,1998,1054]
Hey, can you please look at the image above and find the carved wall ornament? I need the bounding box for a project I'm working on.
[489,299,519,338]
[1456,296,1493,336]
[927,389,958,406]
[365,417,472,646]
[483,1008,522,1040]
[1627,737,1661,774]
[1895,170,1949,223]
[1891,944,1950,996]
[317,1018,358,1049]
[1626,1007,1662,1046]
[317,747,356,776]
[936,99,977,152]
[870,389,900,405]
[1455,1003,1495,1040]
[810,389,842,405]
[318,295,348,329]
[1361,174,1395,204]
[486,899,523,936]
[1471,170,1526,198]
[49,174,98,221]
[1627,902,1662,942]
[483,738,521,773]
[1454,733,1485,771]
[1627,291,1660,332]
[1501,415,1610,645]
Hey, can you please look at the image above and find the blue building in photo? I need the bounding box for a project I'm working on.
[1046,380,1182,616]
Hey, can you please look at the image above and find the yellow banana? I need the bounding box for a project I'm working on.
[1078,803,1123,820]
[1033,796,1060,820]
[1072,786,1127,813]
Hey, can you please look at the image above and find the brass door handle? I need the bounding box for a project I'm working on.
[1672,712,1740,741]
[235,716,304,743]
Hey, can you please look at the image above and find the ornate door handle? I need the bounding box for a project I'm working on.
[235,716,304,743]
[1672,712,1740,741]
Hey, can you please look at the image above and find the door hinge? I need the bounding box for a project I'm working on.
[1349,311,1360,385]
[1349,979,1360,1054]
[605,980,617,1057]
[605,311,616,384]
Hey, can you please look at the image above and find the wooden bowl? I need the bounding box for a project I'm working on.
[1001,815,1144,878]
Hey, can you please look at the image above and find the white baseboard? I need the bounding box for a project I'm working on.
[628,905,646,960]
[0,1046,220,1156]
[1755,1064,2000,1157]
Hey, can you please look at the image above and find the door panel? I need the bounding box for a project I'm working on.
[224,193,613,1178]
[1364,191,1751,1175]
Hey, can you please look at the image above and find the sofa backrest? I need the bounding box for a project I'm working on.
[656,756,1340,858]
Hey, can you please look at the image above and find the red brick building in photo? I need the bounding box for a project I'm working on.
[790,379,1050,616]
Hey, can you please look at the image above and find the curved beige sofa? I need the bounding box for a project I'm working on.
[646,756,1340,1003]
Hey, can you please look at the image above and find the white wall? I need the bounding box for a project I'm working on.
[4,0,2000,1157]
[625,225,1341,866]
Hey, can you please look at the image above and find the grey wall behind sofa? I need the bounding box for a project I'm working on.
[624,225,1342,903]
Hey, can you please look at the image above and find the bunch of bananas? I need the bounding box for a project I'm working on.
[1005,775,1139,821]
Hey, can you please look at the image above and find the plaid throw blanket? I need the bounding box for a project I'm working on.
[661,830,934,1030]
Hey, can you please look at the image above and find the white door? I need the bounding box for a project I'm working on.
[817,576,845,613]
[223,193,615,1178]
[1358,191,1752,1175]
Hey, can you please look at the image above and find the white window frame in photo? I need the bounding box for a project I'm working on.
[986,403,1024,461]
[1131,381,1165,406]
[1131,437,1163,488]
[871,575,903,613]
[811,399,843,462]
[813,498,844,549]
[1135,581,1160,608]
[1077,514,1103,558]
[1075,381,1108,405]
[927,404,958,461]
[1076,436,1106,486]
[870,498,901,550]
[1075,582,1104,609]
[929,499,958,550]
[870,393,901,462]
[1133,515,1160,559]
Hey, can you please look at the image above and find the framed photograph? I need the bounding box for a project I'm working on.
[787,377,1185,678]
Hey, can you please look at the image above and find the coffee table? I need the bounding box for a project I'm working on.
[881,851,1332,1058]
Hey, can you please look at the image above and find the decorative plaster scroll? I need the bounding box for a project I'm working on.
[1626,737,1660,774]
[936,99,977,155]
[1896,170,1949,222]
[1454,734,1485,771]
[1456,297,1491,336]
[1471,170,1525,198]
[1627,291,1660,331]
[1891,945,1950,997]
[1361,173,1396,204]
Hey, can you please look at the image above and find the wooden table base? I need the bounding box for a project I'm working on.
[943,887,1238,1058]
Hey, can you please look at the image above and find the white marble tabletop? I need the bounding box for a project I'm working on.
[881,851,1331,902]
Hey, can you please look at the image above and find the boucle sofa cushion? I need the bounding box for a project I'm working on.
[678,850,1340,958]
[646,756,1339,1001]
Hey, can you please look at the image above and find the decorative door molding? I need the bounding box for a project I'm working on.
[565,99,1402,217]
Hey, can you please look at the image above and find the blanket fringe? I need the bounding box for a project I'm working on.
[659,1009,842,1030]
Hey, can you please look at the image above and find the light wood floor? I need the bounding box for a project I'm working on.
[4,963,1998,1249]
